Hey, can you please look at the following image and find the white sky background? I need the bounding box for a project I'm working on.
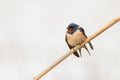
[0,0,120,80]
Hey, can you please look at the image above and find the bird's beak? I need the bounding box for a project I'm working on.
[67,26,69,29]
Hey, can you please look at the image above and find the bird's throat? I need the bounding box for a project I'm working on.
[67,27,73,33]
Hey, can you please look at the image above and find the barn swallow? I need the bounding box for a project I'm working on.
[65,23,93,57]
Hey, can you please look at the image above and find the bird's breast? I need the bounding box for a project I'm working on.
[67,30,86,46]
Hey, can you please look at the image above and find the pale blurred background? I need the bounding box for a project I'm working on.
[0,0,120,80]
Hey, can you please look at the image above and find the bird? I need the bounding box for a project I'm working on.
[65,23,93,57]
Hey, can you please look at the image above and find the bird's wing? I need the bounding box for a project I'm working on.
[78,27,93,50]
[65,35,79,57]
[78,49,82,57]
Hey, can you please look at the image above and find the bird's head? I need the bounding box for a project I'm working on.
[67,23,79,34]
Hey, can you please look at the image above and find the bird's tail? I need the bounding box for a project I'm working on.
[79,49,82,57]
[84,45,91,55]
[88,42,93,50]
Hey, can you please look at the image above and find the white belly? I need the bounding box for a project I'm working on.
[67,30,86,46]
